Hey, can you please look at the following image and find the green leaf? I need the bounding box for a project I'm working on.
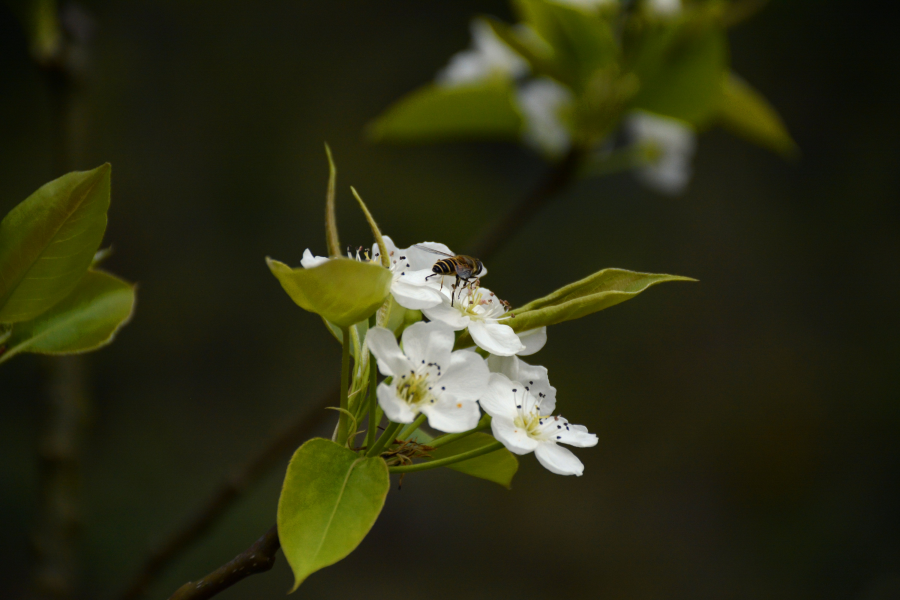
[716,72,797,157]
[277,438,389,591]
[0,269,135,364]
[0,164,111,324]
[415,431,518,488]
[368,80,523,143]
[628,17,729,125]
[509,268,695,332]
[323,144,341,258]
[512,0,618,89]
[267,257,392,328]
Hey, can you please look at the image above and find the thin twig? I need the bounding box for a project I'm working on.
[116,390,335,600]
[167,526,280,600]
[151,145,586,600]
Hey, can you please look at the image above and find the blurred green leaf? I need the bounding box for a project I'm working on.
[513,0,618,89]
[277,438,389,591]
[416,431,518,488]
[266,257,391,328]
[628,17,728,125]
[717,72,797,157]
[0,164,111,324]
[369,80,523,143]
[0,270,134,364]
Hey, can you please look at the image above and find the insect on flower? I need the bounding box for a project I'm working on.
[416,245,486,306]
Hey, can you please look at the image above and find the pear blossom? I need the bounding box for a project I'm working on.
[626,110,697,195]
[422,285,526,357]
[366,322,489,433]
[436,19,529,87]
[645,0,681,17]
[479,372,598,476]
[517,78,574,158]
[487,354,556,404]
[515,326,548,356]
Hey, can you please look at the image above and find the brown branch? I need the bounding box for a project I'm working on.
[167,526,280,600]
[148,145,586,600]
[116,389,335,600]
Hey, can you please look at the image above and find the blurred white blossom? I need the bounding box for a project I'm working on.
[517,78,574,157]
[436,19,529,87]
[626,110,696,195]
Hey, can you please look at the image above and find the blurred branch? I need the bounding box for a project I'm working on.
[32,357,89,600]
[151,143,585,600]
[166,526,280,600]
[470,147,584,262]
[116,391,335,600]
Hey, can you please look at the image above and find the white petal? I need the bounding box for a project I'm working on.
[511,358,556,415]
[377,383,418,424]
[647,0,682,17]
[490,414,540,455]
[400,321,454,372]
[422,302,470,330]
[516,327,547,356]
[556,422,599,448]
[366,326,413,377]
[300,249,329,269]
[477,372,519,418]
[436,350,490,401]
[468,320,525,356]
[421,394,481,433]
[517,78,573,158]
[534,442,585,476]
[391,281,444,310]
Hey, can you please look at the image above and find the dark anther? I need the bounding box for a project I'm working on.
[512,388,517,392]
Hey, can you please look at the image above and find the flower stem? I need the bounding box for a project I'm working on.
[364,351,379,451]
[429,415,491,448]
[366,421,402,458]
[398,414,427,441]
[337,326,352,445]
[388,440,504,473]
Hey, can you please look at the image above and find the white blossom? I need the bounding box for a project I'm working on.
[436,19,529,87]
[517,78,574,158]
[479,372,598,476]
[626,110,696,195]
[366,322,489,432]
[422,286,526,357]
[552,0,618,9]
[645,0,681,17]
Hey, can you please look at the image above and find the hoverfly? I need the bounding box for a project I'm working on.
[414,245,486,306]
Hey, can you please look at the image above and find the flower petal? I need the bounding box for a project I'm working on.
[371,235,401,265]
[366,326,413,377]
[468,320,525,356]
[422,301,470,330]
[490,414,540,455]
[400,321,454,372]
[534,442,585,476]
[478,372,519,418]
[377,382,418,424]
[437,350,490,401]
[516,327,547,356]
[421,394,481,433]
[487,355,556,414]
[556,422,598,448]
[300,249,329,269]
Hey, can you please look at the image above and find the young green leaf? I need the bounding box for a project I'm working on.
[0,164,111,323]
[628,17,728,126]
[368,80,523,143]
[277,438,389,591]
[0,269,134,364]
[416,431,518,489]
[324,144,341,257]
[350,187,389,268]
[508,268,695,332]
[266,257,392,328]
[716,72,798,157]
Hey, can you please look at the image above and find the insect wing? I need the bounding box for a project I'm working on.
[412,244,456,258]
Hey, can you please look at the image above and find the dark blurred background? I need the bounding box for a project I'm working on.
[2,1,899,598]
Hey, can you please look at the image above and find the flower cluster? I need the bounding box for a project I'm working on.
[302,234,597,476]
[433,1,697,195]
